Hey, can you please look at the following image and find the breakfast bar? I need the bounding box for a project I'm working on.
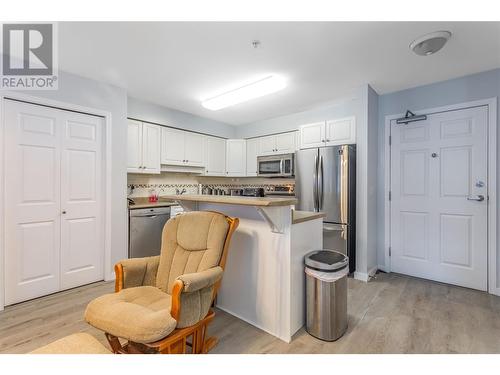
[162,194,325,342]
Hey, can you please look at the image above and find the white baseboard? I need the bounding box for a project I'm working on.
[377,264,389,273]
[354,266,378,282]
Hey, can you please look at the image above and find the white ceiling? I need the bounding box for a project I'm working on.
[59,22,500,126]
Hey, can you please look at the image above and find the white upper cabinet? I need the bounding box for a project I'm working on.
[275,132,296,153]
[205,136,226,176]
[258,135,276,155]
[127,119,143,173]
[258,131,296,156]
[226,139,247,177]
[325,116,356,146]
[246,138,259,176]
[299,121,326,149]
[161,127,185,165]
[161,127,205,167]
[127,119,161,174]
[299,117,356,149]
[184,132,205,167]
[142,123,161,173]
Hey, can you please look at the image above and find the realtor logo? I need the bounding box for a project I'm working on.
[1,23,58,89]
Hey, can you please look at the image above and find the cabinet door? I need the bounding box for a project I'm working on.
[184,132,205,167]
[205,136,226,176]
[275,132,296,153]
[127,119,143,173]
[161,127,185,165]
[142,123,161,174]
[226,139,246,177]
[326,116,356,145]
[246,138,259,176]
[258,135,276,155]
[299,122,325,149]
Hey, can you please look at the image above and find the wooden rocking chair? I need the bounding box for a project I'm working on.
[85,211,239,354]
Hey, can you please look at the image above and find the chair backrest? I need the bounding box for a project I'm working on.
[155,211,234,294]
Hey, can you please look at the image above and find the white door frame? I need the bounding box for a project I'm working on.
[383,97,498,296]
[0,92,113,311]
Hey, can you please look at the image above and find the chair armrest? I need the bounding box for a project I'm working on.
[171,267,224,324]
[114,256,160,292]
[176,266,224,293]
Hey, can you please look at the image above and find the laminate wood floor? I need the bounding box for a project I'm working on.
[1,272,500,354]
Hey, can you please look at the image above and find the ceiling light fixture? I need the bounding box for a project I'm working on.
[410,31,452,56]
[202,75,286,111]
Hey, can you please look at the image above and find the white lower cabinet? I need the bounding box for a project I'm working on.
[4,100,105,305]
[205,136,226,176]
[246,138,259,176]
[226,139,247,177]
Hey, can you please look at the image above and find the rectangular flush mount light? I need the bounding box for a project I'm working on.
[202,75,286,111]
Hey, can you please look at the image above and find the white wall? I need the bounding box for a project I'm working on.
[1,70,129,281]
[128,96,235,138]
[377,68,500,289]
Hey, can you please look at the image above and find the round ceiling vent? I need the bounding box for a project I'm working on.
[410,31,452,56]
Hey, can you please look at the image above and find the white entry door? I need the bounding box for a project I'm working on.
[4,99,104,305]
[390,106,488,291]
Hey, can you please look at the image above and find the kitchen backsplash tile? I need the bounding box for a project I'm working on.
[127,172,295,197]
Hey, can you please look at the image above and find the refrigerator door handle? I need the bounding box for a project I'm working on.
[340,146,348,224]
[313,153,319,211]
[318,155,324,211]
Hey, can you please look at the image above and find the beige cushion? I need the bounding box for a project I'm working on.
[31,333,111,354]
[156,211,229,293]
[85,286,177,344]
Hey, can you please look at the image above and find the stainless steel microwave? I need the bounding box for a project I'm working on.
[257,153,294,177]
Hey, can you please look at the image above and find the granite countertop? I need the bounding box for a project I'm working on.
[292,210,326,224]
[128,197,178,209]
[161,194,298,207]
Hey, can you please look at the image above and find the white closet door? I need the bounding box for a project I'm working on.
[60,111,104,290]
[4,100,62,305]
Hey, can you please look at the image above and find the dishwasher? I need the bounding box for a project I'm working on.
[129,206,171,258]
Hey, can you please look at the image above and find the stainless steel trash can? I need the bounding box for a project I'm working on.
[305,249,348,341]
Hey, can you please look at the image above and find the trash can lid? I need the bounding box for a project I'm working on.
[305,250,348,272]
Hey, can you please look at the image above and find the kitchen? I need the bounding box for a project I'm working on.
[1,18,500,364]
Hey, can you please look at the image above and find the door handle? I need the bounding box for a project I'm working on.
[318,155,324,210]
[313,154,318,211]
[467,195,485,202]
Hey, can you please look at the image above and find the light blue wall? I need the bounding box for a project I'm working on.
[128,96,235,138]
[377,69,500,279]
[235,96,361,138]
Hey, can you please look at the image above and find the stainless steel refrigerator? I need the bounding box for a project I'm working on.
[295,145,356,274]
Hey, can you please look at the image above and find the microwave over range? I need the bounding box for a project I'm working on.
[257,153,294,178]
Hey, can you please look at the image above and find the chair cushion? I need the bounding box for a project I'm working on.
[156,211,229,293]
[84,286,177,344]
[31,333,111,354]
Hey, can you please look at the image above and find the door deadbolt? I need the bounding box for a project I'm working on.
[431,152,438,158]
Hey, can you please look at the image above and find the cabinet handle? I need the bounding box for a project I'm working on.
[326,139,330,142]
